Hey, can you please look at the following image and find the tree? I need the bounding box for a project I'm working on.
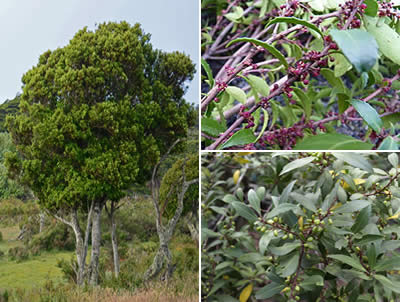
[144,141,198,281]
[5,21,195,285]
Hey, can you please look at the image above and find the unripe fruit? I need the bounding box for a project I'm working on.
[295,285,300,292]
[274,230,279,237]
[307,237,314,242]
[289,233,294,240]
[328,219,333,225]
[274,217,279,222]
[267,219,274,224]
[314,219,320,225]
[283,235,288,240]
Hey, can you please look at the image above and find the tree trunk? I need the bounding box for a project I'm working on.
[89,200,104,285]
[39,212,45,233]
[70,211,86,286]
[144,233,171,281]
[111,210,120,277]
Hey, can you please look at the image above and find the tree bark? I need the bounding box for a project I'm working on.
[108,201,120,278]
[89,199,105,285]
[39,211,45,233]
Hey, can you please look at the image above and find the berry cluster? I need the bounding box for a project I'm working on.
[338,1,367,29]
[239,105,255,128]
[216,80,228,92]
[279,0,300,17]
[378,1,400,18]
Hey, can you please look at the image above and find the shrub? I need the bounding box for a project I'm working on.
[8,246,29,262]
[0,230,3,242]
[29,221,75,252]
[202,152,400,301]
[201,0,400,150]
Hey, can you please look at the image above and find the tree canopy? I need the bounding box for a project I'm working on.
[5,21,196,210]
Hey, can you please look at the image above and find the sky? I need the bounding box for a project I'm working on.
[0,0,199,104]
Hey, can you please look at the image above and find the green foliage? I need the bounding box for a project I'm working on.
[0,231,3,242]
[202,152,400,301]
[29,222,75,252]
[5,21,195,210]
[201,0,400,150]
[0,96,20,133]
[159,154,199,219]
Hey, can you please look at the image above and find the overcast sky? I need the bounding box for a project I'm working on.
[0,0,199,104]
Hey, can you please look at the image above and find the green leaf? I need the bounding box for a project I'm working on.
[327,254,367,272]
[255,283,285,299]
[378,136,399,151]
[367,243,376,268]
[225,6,244,22]
[280,180,297,204]
[221,129,256,149]
[382,112,400,128]
[291,192,317,213]
[330,29,378,73]
[350,99,383,133]
[364,0,379,16]
[232,201,258,223]
[364,16,400,65]
[226,86,247,104]
[292,87,312,119]
[374,255,400,271]
[259,232,275,255]
[267,203,298,219]
[279,157,315,176]
[354,234,384,246]
[388,153,399,168]
[294,133,373,150]
[301,275,324,287]
[201,58,214,88]
[374,275,400,294]
[255,109,269,143]
[246,75,270,98]
[351,206,371,233]
[226,38,288,68]
[248,189,261,215]
[266,17,324,38]
[215,295,239,302]
[332,152,373,173]
[269,242,301,256]
[280,253,300,277]
[202,117,227,137]
[320,68,345,92]
[335,200,371,213]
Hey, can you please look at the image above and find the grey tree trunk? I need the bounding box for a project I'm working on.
[39,212,45,233]
[110,207,120,277]
[89,200,104,285]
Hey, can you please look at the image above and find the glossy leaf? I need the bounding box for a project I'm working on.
[201,58,214,88]
[226,86,247,104]
[259,232,275,255]
[279,156,316,176]
[333,152,373,173]
[374,275,400,294]
[351,206,371,233]
[280,253,300,277]
[226,38,288,68]
[248,189,261,215]
[221,129,256,149]
[350,99,383,133]
[327,254,367,272]
[335,200,370,213]
[255,109,269,142]
[255,283,285,299]
[232,201,258,223]
[202,117,227,137]
[378,136,399,150]
[246,75,270,98]
[364,0,378,16]
[294,133,373,150]
[330,29,378,73]
[364,16,400,65]
[267,203,298,219]
[269,242,301,256]
[266,17,324,38]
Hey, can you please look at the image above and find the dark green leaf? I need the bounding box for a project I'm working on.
[333,152,373,173]
[295,133,373,150]
[266,17,324,38]
[351,206,371,233]
[330,29,378,73]
[279,157,315,176]
[335,200,371,213]
[364,0,378,16]
[201,58,214,88]
[266,203,298,219]
[374,275,400,293]
[248,189,261,215]
[202,117,227,137]
[232,201,258,223]
[354,234,384,246]
[259,232,275,255]
[374,255,400,271]
[350,99,383,133]
[280,180,297,204]
[221,129,256,149]
[226,38,288,68]
[367,243,376,268]
[269,242,301,256]
[378,136,399,150]
[320,68,345,92]
[255,283,285,299]
[327,254,367,272]
[293,87,312,119]
[280,253,300,277]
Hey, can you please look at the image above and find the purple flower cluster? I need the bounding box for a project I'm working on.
[338,1,367,29]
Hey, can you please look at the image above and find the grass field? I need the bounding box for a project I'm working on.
[0,225,73,289]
